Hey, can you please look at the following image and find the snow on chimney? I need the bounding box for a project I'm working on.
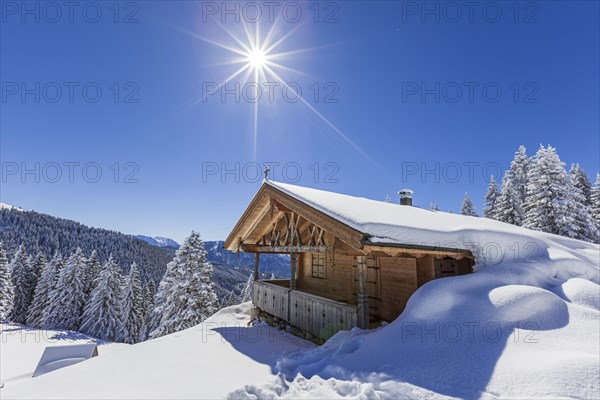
[398,189,413,206]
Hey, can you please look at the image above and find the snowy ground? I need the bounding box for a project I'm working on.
[1,303,315,399]
[0,323,127,389]
[2,219,599,399]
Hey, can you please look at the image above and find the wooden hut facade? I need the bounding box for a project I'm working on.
[224,180,474,340]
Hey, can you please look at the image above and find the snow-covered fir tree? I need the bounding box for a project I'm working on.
[523,145,578,238]
[567,164,598,242]
[80,255,124,341]
[494,146,531,225]
[591,173,600,237]
[27,253,59,328]
[510,145,531,205]
[84,250,102,297]
[494,170,522,225]
[118,262,145,344]
[139,280,157,341]
[241,273,253,302]
[149,231,218,339]
[220,286,242,309]
[9,245,35,324]
[44,248,88,331]
[570,178,598,243]
[460,193,479,217]
[570,164,593,205]
[0,243,14,321]
[29,252,46,285]
[483,176,500,219]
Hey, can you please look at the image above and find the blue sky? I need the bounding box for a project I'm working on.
[1,1,598,242]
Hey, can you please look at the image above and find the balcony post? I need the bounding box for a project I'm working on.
[289,252,298,290]
[253,253,260,281]
[356,255,369,329]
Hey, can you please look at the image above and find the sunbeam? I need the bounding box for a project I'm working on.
[182,16,379,168]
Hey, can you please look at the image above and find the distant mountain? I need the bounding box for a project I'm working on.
[203,240,290,278]
[0,208,266,298]
[139,237,291,279]
[0,208,172,284]
[135,235,179,249]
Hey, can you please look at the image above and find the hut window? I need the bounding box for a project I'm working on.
[311,253,325,279]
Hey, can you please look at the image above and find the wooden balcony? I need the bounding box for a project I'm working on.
[253,280,358,340]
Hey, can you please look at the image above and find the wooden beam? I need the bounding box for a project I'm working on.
[240,202,272,244]
[265,185,365,250]
[241,244,327,253]
[362,243,473,259]
[225,188,270,251]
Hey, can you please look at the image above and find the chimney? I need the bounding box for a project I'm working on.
[398,189,414,206]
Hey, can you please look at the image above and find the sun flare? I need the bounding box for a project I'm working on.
[246,48,268,70]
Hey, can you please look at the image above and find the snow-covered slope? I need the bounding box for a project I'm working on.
[1,303,315,399]
[1,323,126,389]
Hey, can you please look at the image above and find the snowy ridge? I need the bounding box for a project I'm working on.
[134,235,179,248]
[0,203,23,212]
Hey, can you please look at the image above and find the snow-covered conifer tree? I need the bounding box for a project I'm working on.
[84,250,102,297]
[494,146,531,225]
[149,231,218,339]
[30,252,46,285]
[510,145,531,207]
[570,164,593,205]
[9,245,35,324]
[591,173,600,238]
[118,262,144,344]
[483,176,500,219]
[27,253,59,328]
[0,243,15,321]
[138,281,156,341]
[568,165,598,242]
[523,145,578,237]
[241,273,253,302]
[460,193,479,217]
[44,248,88,330]
[494,170,523,225]
[80,255,124,341]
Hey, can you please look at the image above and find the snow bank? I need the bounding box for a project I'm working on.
[1,303,314,399]
[0,323,125,389]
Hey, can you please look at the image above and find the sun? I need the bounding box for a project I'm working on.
[246,48,268,70]
[175,18,381,169]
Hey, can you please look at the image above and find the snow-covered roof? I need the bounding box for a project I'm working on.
[264,180,586,252]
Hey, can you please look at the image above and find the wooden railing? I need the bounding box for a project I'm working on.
[253,280,358,340]
[289,290,357,340]
[253,280,289,321]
